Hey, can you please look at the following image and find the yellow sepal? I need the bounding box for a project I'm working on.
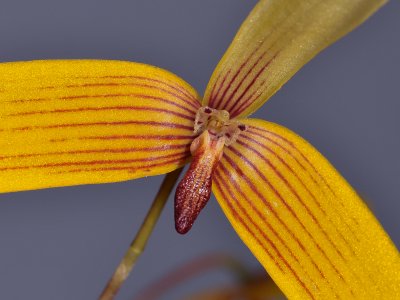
[0,60,200,193]
[213,118,400,299]
[204,0,387,118]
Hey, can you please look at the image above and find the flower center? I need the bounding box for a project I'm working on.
[194,106,246,146]
[174,107,246,234]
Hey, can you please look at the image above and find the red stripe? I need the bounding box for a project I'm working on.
[249,126,360,226]
[242,135,327,216]
[78,134,193,141]
[216,162,327,282]
[247,128,319,186]
[213,174,284,272]
[247,128,361,253]
[219,155,329,271]
[207,73,220,105]
[234,139,349,262]
[7,97,47,103]
[222,151,361,294]
[0,144,189,160]
[49,138,68,143]
[237,130,368,291]
[246,129,366,289]
[240,134,318,203]
[221,51,267,111]
[8,92,197,114]
[90,75,199,105]
[129,94,197,115]
[8,93,198,116]
[46,74,199,108]
[227,53,277,116]
[0,152,188,172]
[8,106,194,121]
[209,31,269,109]
[9,120,193,132]
[213,1,320,115]
[213,172,315,299]
[58,156,187,174]
[223,148,348,285]
[250,125,335,185]
[61,81,200,112]
[209,69,231,108]
[212,46,262,110]
[241,133,360,248]
[48,134,193,143]
[230,81,265,117]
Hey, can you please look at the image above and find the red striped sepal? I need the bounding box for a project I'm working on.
[213,118,400,299]
[0,60,200,193]
[203,0,387,118]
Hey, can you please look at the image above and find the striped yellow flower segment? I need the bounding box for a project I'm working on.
[203,0,387,118]
[213,119,400,299]
[0,60,200,193]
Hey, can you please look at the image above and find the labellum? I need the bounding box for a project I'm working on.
[174,107,246,234]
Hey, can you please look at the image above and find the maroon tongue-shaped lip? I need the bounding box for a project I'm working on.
[174,169,213,234]
[174,130,225,234]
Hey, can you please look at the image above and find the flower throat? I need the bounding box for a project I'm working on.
[174,106,246,234]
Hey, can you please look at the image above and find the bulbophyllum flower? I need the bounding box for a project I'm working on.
[1,0,399,299]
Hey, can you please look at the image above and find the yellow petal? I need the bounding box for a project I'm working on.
[0,60,200,193]
[203,0,387,118]
[213,119,400,299]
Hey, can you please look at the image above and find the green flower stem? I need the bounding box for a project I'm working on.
[99,167,183,300]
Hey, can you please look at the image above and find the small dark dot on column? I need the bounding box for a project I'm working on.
[238,124,246,131]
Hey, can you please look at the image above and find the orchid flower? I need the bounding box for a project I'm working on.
[1,0,399,299]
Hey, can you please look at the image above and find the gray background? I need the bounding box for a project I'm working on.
[0,1,399,299]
